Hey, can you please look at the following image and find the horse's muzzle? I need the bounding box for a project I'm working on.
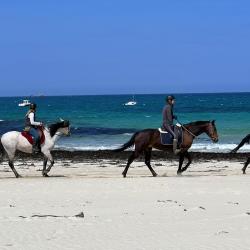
[213,137,219,143]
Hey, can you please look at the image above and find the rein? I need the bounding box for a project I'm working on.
[177,120,197,138]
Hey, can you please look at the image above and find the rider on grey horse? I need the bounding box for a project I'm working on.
[162,95,181,155]
[24,103,43,153]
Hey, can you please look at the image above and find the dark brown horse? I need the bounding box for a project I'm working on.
[115,120,218,177]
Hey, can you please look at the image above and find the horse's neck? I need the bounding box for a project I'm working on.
[43,128,61,143]
[187,124,207,136]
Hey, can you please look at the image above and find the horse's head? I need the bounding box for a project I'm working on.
[59,120,71,136]
[49,120,71,137]
[205,120,218,143]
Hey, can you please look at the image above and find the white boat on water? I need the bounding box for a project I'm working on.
[125,96,137,106]
[18,100,31,107]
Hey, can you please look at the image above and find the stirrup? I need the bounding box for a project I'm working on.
[174,149,181,155]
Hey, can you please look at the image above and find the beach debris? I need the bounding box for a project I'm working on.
[246,212,250,215]
[157,199,178,203]
[155,163,163,166]
[215,231,229,235]
[199,206,206,210]
[75,212,84,218]
[227,201,239,205]
[63,163,70,166]
[18,212,85,219]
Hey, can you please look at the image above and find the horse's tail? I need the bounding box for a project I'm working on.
[231,134,250,153]
[113,132,139,152]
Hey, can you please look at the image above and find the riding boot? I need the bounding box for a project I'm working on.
[32,140,41,154]
[173,139,181,155]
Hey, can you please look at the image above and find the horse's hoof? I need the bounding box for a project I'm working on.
[16,174,22,178]
[177,171,182,176]
[242,169,246,174]
[153,173,158,177]
[122,173,126,178]
[43,173,49,177]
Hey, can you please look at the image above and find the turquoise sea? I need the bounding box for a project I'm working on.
[0,93,250,152]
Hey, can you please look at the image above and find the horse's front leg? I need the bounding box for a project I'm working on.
[242,157,250,174]
[180,151,192,173]
[177,153,184,175]
[42,152,54,177]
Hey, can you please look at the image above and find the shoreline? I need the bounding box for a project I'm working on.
[8,149,249,161]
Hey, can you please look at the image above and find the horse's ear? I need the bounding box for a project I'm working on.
[211,120,215,125]
[63,120,70,127]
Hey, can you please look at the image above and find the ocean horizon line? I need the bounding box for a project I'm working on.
[1,91,250,98]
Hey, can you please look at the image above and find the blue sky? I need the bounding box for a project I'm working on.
[0,0,249,96]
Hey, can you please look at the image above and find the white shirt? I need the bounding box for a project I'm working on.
[28,112,41,126]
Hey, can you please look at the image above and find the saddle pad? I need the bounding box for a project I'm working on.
[159,126,183,146]
[21,129,45,145]
[158,129,173,145]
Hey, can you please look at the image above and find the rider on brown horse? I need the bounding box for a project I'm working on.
[162,95,180,154]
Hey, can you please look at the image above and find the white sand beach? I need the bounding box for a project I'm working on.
[0,159,250,250]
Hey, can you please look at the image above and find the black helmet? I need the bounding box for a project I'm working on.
[166,95,175,102]
[29,103,37,110]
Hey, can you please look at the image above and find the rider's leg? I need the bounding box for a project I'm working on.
[165,125,181,155]
[29,128,40,153]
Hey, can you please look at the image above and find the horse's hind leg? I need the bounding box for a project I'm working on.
[122,152,137,178]
[242,157,250,174]
[144,148,157,177]
[6,150,21,178]
[9,161,21,178]
[122,148,143,178]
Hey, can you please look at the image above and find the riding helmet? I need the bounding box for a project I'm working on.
[166,95,175,102]
[29,103,37,110]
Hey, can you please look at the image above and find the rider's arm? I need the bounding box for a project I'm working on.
[28,113,42,126]
[166,106,173,123]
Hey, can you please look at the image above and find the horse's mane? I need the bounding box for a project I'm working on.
[184,121,210,126]
[49,121,69,137]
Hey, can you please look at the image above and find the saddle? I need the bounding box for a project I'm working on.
[159,124,183,146]
[21,127,45,145]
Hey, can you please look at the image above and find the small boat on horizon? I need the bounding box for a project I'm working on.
[18,99,31,107]
[125,96,137,106]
